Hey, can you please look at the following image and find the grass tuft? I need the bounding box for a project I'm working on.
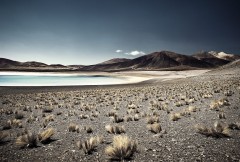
[76,136,103,154]
[38,128,55,143]
[105,125,125,134]
[196,121,231,138]
[105,135,138,161]
[16,132,37,148]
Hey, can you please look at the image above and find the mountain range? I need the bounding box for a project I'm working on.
[0,51,239,71]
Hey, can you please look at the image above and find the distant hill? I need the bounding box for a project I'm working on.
[0,58,69,71]
[209,51,240,61]
[21,61,48,67]
[193,51,230,66]
[0,58,20,68]
[81,51,213,71]
[97,58,131,65]
[1,50,239,71]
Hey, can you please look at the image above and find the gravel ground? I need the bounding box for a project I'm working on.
[0,69,240,162]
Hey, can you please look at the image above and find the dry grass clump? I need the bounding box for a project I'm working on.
[0,131,8,142]
[68,123,80,133]
[91,111,99,118]
[188,106,197,112]
[43,114,54,127]
[170,113,181,121]
[113,114,124,123]
[228,122,240,130]
[146,116,159,124]
[15,111,24,119]
[7,119,23,128]
[2,121,12,130]
[16,132,37,148]
[147,123,162,134]
[84,126,93,133]
[38,128,55,143]
[105,135,138,161]
[210,98,230,110]
[26,114,36,123]
[105,125,125,134]
[127,109,139,114]
[79,114,89,119]
[42,106,54,113]
[76,136,103,154]
[175,101,184,107]
[219,112,226,119]
[124,116,133,122]
[107,111,117,117]
[195,121,231,138]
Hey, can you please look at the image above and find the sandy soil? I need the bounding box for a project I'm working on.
[0,69,240,162]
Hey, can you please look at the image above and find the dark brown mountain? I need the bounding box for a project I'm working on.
[192,51,230,66]
[80,51,213,71]
[0,58,68,71]
[0,58,20,68]
[21,61,47,67]
[1,50,238,71]
[97,58,131,65]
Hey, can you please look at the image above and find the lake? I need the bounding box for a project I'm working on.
[0,72,128,86]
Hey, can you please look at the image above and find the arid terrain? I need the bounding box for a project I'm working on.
[0,61,240,162]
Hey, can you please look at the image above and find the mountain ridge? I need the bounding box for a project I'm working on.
[0,50,239,71]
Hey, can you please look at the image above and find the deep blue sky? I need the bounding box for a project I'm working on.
[0,0,240,65]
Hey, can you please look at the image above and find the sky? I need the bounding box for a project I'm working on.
[0,0,240,65]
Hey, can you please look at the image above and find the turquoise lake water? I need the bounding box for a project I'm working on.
[0,74,126,86]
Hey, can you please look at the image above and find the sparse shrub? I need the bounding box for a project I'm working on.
[108,111,116,117]
[79,114,89,119]
[105,125,125,134]
[16,132,37,148]
[91,111,99,118]
[133,114,140,121]
[152,111,160,116]
[15,111,24,119]
[76,136,103,154]
[0,131,8,142]
[188,106,197,112]
[27,114,36,123]
[43,114,54,127]
[228,122,240,130]
[85,126,93,133]
[147,123,162,134]
[219,112,226,119]
[113,114,124,123]
[124,116,133,122]
[105,135,138,161]
[170,113,181,121]
[68,123,80,133]
[2,121,12,130]
[42,106,54,113]
[146,116,159,124]
[195,121,231,138]
[38,128,54,143]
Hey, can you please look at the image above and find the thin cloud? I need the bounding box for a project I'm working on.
[125,50,145,56]
[115,50,123,53]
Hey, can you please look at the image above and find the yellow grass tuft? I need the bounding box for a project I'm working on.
[68,123,80,133]
[16,132,37,148]
[0,131,9,142]
[195,121,231,138]
[76,136,103,154]
[170,113,181,121]
[147,123,162,134]
[105,125,125,134]
[105,135,137,161]
[38,128,55,143]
